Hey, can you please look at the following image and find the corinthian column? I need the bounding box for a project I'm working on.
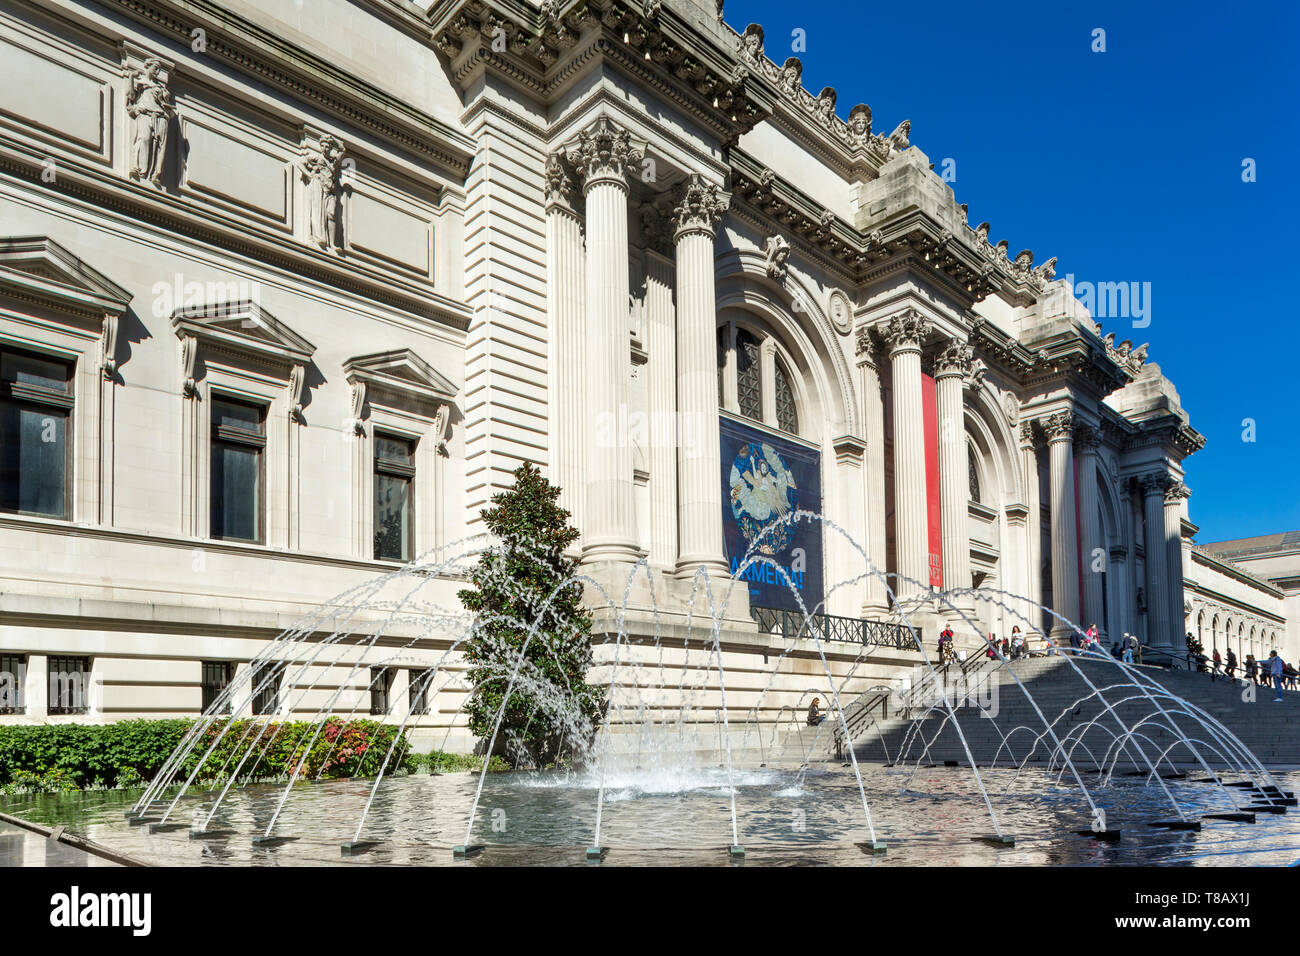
[1164,481,1191,649]
[1074,425,1105,640]
[1019,421,1044,635]
[882,309,931,600]
[1042,410,1080,640]
[1140,472,1171,647]
[672,174,729,577]
[567,118,641,564]
[855,327,889,617]
[544,154,585,549]
[933,340,973,608]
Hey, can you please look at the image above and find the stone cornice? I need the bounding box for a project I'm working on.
[99,0,476,178]
[1189,548,1286,604]
[430,0,768,143]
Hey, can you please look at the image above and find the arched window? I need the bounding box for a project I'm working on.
[967,443,982,503]
[773,360,798,434]
[735,328,762,422]
[717,321,803,438]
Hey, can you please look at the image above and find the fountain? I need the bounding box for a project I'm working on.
[88,512,1295,866]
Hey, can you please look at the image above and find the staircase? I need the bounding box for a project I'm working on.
[834,654,1300,770]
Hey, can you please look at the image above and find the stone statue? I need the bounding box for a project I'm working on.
[778,57,802,95]
[887,119,911,153]
[298,135,346,252]
[126,58,174,188]
[813,87,837,125]
[762,234,791,280]
[847,104,872,144]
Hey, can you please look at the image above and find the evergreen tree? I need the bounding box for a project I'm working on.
[457,463,603,767]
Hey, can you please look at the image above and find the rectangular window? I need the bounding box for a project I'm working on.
[408,668,431,716]
[250,661,282,716]
[0,653,26,714]
[48,655,90,715]
[210,397,265,544]
[373,434,415,562]
[370,667,393,716]
[0,348,73,519]
[201,661,236,715]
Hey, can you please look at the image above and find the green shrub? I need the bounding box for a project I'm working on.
[0,718,416,791]
[426,750,509,774]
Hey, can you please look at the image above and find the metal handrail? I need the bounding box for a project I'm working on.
[750,605,914,650]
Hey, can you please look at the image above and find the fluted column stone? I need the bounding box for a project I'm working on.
[672,174,729,577]
[567,118,640,564]
[1074,425,1105,640]
[1140,472,1172,647]
[882,309,931,600]
[1043,410,1080,640]
[934,340,974,609]
[855,327,889,616]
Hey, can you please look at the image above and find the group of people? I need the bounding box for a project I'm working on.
[1201,646,1294,700]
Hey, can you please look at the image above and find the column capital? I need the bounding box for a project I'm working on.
[544,153,575,210]
[1139,470,1172,497]
[1019,419,1040,450]
[566,116,642,191]
[1040,409,1075,443]
[1164,480,1191,503]
[879,307,932,354]
[672,174,728,240]
[933,339,974,380]
[1073,423,1101,453]
[854,324,881,366]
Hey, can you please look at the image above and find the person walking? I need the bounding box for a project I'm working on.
[1225,648,1237,681]
[1210,648,1223,682]
[1267,650,1285,702]
[1245,654,1258,684]
[1121,633,1134,664]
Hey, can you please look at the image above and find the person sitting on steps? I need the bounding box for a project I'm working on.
[807,697,828,726]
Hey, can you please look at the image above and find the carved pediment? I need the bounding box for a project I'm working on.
[0,236,132,320]
[343,348,457,445]
[171,300,316,367]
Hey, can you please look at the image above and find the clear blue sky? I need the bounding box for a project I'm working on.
[728,0,1299,543]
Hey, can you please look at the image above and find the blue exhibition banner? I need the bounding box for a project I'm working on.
[719,415,823,613]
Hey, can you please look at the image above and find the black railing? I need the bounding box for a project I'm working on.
[750,605,915,650]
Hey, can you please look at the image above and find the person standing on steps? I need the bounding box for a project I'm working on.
[1245,654,1258,684]
[938,623,955,665]
[1267,650,1285,702]
[1010,626,1024,660]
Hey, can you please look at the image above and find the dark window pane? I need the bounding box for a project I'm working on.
[1,353,70,392]
[48,655,90,715]
[370,667,392,716]
[736,329,762,422]
[0,654,25,714]
[0,402,68,518]
[251,662,282,716]
[374,472,411,560]
[375,435,413,465]
[774,361,797,434]
[409,669,431,716]
[201,661,235,714]
[211,441,261,541]
[212,399,264,435]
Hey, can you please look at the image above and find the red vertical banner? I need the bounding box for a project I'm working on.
[921,372,943,588]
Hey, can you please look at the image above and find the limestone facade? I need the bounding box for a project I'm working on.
[0,0,1283,749]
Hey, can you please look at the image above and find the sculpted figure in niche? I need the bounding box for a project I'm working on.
[127,58,174,187]
[298,135,346,252]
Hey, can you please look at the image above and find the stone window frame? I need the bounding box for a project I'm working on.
[172,300,314,550]
[0,237,130,528]
[343,349,455,563]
